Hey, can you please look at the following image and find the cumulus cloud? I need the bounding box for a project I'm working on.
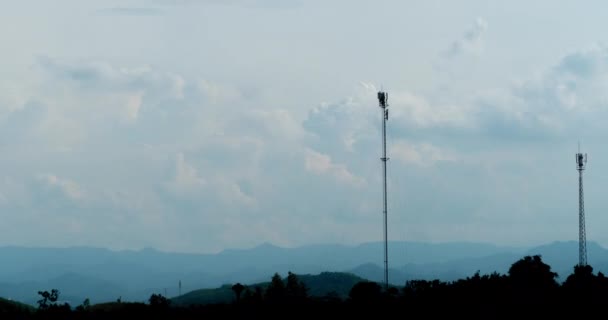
[198,79,242,105]
[444,17,488,58]
[173,152,206,191]
[95,7,164,16]
[474,44,608,140]
[40,174,85,200]
[125,91,144,121]
[216,178,257,207]
[153,0,301,9]
[302,82,476,158]
[304,149,365,187]
[391,140,457,167]
[8,39,608,251]
[388,91,473,130]
[36,57,187,104]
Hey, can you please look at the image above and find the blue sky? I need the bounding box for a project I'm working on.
[1,0,608,253]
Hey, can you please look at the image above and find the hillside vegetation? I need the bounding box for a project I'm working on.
[171,271,363,306]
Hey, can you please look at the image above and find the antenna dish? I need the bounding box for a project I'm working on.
[377,91,388,108]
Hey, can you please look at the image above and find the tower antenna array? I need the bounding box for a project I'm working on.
[377,90,389,289]
[576,144,588,266]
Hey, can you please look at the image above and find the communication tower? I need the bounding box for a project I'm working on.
[377,91,389,289]
[576,145,588,266]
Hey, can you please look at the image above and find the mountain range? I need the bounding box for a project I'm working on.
[0,240,605,306]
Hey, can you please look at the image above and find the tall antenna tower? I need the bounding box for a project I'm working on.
[377,90,389,289]
[576,144,588,266]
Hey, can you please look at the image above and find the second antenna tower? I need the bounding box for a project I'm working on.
[576,146,588,266]
[377,91,389,289]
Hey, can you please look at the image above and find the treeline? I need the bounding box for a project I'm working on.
[3,254,607,319]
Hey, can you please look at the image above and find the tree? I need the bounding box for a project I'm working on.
[75,298,91,312]
[265,273,286,302]
[563,264,595,290]
[232,283,246,303]
[37,289,60,310]
[149,293,171,309]
[285,271,308,301]
[349,281,382,304]
[562,264,607,303]
[508,255,559,308]
[508,255,558,289]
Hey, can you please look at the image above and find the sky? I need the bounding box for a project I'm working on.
[1,0,608,253]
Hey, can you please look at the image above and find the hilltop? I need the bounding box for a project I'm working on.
[171,272,364,306]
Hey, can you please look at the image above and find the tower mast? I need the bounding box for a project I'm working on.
[576,144,588,266]
[377,91,389,289]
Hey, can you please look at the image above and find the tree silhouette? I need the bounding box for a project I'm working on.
[508,255,558,289]
[561,263,608,308]
[149,293,171,309]
[563,264,595,291]
[37,289,60,310]
[75,298,91,312]
[285,271,308,301]
[265,273,286,302]
[507,254,558,314]
[232,283,245,303]
[349,281,382,304]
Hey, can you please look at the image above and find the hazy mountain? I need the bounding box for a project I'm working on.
[347,263,413,285]
[0,240,602,306]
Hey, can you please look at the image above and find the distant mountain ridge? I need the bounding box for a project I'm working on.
[0,240,604,306]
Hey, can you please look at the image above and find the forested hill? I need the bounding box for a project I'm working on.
[171,272,364,306]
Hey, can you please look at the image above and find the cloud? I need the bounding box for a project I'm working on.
[37,57,175,94]
[39,174,85,201]
[240,108,308,143]
[125,91,144,121]
[198,79,242,105]
[95,7,164,16]
[391,140,457,167]
[304,149,365,187]
[302,82,475,157]
[334,45,608,144]
[474,44,608,141]
[444,17,488,58]
[216,178,257,207]
[173,152,206,191]
[389,91,473,130]
[9,42,608,251]
[152,0,301,9]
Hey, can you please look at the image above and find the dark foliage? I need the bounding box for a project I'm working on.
[231,283,245,303]
[5,255,608,319]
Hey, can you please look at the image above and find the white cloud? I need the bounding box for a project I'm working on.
[96,7,164,16]
[198,79,242,105]
[244,108,308,141]
[304,148,365,187]
[391,140,457,167]
[216,178,257,207]
[471,44,608,140]
[445,17,488,58]
[389,90,473,129]
[174,152,206,190]
[125,91,144,121]
[7,0,608,252]
[40,174,85,200]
